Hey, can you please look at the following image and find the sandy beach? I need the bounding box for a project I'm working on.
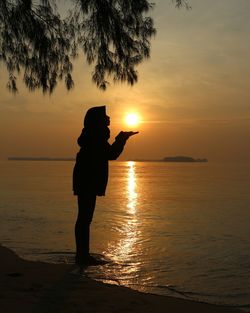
[0,245,243,313]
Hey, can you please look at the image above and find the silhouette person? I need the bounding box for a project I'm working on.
[73,106,138,265]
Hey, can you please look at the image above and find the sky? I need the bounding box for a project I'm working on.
[0,0,250,162]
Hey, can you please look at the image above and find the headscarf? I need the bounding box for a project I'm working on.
[77,106,110,147]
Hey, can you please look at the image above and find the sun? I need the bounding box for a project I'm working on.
[125,113,140,127]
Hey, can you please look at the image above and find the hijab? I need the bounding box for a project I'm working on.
[77,106,110,147]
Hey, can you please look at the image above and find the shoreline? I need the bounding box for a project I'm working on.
[0,244,243,313]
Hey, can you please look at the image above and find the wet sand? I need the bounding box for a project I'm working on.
[0,245,243,313]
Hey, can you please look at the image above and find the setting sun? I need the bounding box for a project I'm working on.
[125,113,140,127]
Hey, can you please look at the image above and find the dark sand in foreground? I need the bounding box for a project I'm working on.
[0,245,243,313]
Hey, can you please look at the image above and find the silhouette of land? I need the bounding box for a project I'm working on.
[131,156,208,162]
[0,245,242,313]
[8,157,75,161]
[8,156,208,162]
[163,156,208,162]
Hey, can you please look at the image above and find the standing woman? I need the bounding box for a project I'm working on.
[73,106,138,265]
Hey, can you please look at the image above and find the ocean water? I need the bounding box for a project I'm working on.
[0,160,250,311]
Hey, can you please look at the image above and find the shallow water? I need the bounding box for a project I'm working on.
[0,160,250,311]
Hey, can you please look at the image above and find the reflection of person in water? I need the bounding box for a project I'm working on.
[73,106,138,265]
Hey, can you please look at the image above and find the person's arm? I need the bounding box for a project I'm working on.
[108,131,138,160]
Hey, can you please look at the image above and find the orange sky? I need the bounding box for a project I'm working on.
[0,0,250,162]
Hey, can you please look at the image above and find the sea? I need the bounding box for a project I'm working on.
[0,160,250,311]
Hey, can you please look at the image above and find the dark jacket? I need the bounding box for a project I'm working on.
[73,128,126,196]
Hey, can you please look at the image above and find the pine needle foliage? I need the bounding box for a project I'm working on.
[0,0,189,93]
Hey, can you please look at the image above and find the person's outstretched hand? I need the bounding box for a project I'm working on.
[116,131,139,141]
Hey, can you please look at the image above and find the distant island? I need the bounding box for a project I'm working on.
[131,156,208,163]
[8,156,208,163]
[8,157,75,161]
[162,156,208,162]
